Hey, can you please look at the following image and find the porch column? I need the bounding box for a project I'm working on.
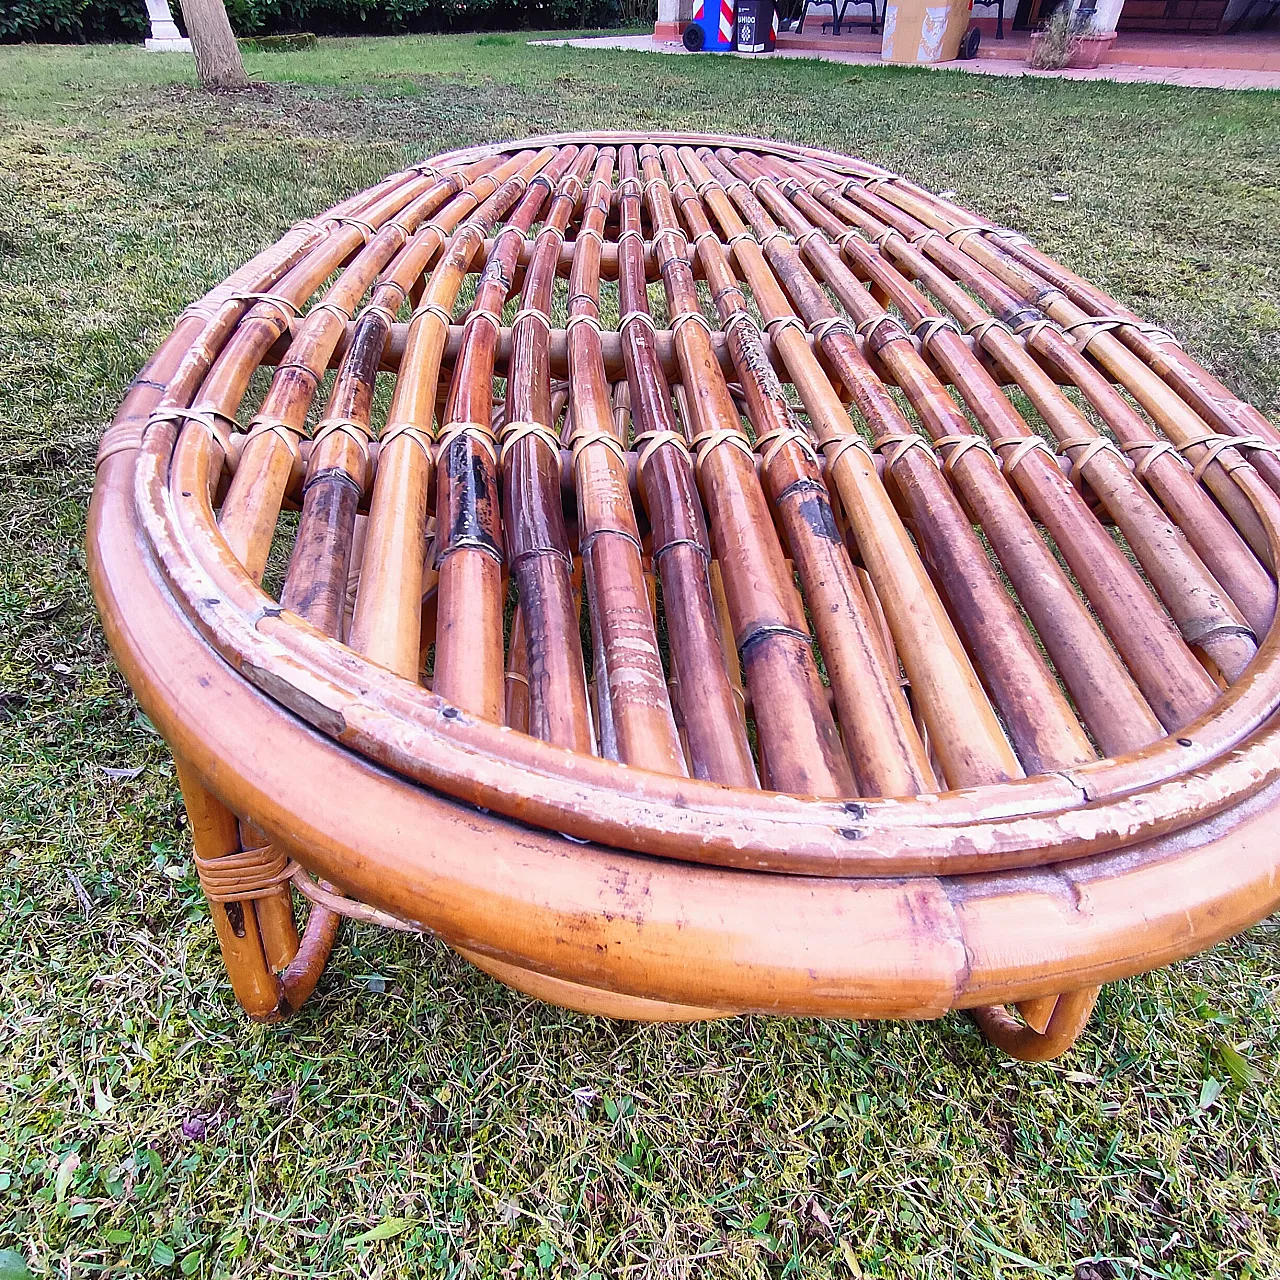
[143,0,193,50]
[655,0,697,41]
[1074,0,1123,34]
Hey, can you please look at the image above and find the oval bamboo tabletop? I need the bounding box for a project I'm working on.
[89,132,1280,1059]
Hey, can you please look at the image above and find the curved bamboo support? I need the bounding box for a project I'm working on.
[972,989,1102,1063]
[88,133,1280,1062]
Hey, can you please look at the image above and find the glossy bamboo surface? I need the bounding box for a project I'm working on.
[89,133,1280,1056]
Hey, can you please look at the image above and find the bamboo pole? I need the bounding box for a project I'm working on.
[348,153,544,684]
[795,174,1275,639]
[991,231,1280,471]
[428,147,565,721]
[682,146,1023,788]
[567,151,687,774]
[816,165,1277,569]
[744,156,1172,754]
[616,150,757,786]
[631,144,853,798]
[658,145,932,797]
[500,146,598,751]
[767,159,1259,693]
[216,165,466,581]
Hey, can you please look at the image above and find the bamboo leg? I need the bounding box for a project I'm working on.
[236,817,297,971]
[973,988,1101,1063]
[277,901,342,1014]
[1015,995,1060,1035]
[176,760,282,1020]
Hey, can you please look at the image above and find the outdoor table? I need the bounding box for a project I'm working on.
[89,132,1280,1061]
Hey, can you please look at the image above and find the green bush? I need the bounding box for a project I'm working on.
[221,0,622,38]
[0,0,147,42]
[0,0,620,43]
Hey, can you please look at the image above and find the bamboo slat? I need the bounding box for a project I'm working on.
[89,133,1280,1061]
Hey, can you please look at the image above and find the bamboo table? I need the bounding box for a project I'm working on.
[89,133,1280,1061]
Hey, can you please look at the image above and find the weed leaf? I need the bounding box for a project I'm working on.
[0,1251,33,1280]
[1217,1040,1256,1087]
[346,1217,415,1246]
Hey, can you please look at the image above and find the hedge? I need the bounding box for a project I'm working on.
[0,0,628,42]
[225,0,625,35]
[0,0,147,42]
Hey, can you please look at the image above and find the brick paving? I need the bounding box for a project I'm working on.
[532,30,1280,89]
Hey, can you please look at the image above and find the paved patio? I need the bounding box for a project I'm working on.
[533,29,1280,89]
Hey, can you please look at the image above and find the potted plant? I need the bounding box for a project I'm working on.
[1028,4,1078,69]
[1028,1,1116,70]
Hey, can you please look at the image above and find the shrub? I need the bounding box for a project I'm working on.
[221,0,622,37]
[1,0,621,43]
[0,0,147,42]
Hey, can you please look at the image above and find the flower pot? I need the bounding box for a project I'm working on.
[1027,27,1116,71]
[1068,30,1117,68]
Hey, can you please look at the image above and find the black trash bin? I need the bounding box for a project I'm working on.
[734,0,777,52]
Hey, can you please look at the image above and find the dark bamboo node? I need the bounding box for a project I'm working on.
[90,132,1280,1061]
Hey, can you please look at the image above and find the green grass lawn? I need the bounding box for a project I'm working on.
[2,33,1279,1280]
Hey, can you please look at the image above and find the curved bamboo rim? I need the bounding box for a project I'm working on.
[88,454,1280,1015]
[106,132,1280,878]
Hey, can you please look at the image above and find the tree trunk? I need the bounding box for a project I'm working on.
[177,0,249,90]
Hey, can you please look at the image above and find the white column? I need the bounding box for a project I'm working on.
[144,0,194,51]
[654,0,699,37]
[655,0,680,38]
[1073,0,1123,34]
